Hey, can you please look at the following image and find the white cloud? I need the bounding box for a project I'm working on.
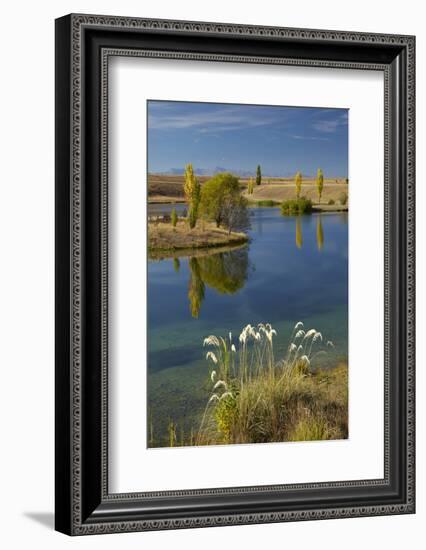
[312,112,348,134]
[148,105,283,132]
[291,134,329,142]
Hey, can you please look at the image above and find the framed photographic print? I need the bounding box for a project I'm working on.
[55,14,415,535]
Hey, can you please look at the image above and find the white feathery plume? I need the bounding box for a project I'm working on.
[313,332,323,343]
[304,329,316,339]
[203,335,220,347]
[206,351,218,364]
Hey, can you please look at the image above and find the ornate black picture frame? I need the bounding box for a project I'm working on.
[55,13,415,535]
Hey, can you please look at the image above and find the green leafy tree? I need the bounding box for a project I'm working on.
[199,173,250,234]
[256,164,262,186]
[199,173,238,227]
[295,171,302,199]
[171,207,178,228]
[316,168,324,204]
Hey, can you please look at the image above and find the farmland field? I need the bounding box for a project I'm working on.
[148,173,348,207]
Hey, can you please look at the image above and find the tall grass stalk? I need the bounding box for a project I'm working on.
[199,322,347,445]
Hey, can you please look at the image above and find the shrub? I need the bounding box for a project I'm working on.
[257,200,278,207]
[171,207,178,227]
[339,192,348,206]
[328,199,335,205]
[281,197,313,215]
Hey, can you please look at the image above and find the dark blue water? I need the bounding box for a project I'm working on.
[147,207,348,446]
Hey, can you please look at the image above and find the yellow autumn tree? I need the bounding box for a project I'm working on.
[295,171,302,199]
[184,163,201,229]
[316,168,324,204]
[247,177,254,195]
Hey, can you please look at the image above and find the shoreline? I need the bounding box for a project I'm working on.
[148,220,249,257]
[149,241,247,260]
[148,198,348,213]
[246,201,348,212]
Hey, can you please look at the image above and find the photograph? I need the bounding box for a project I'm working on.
[147,100,349,448]
[51,9,415,538]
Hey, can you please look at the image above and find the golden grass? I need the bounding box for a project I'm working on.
[197,323,348,446]
[198,363,348,445]
[243,182,349,207]
[148,219,248,252]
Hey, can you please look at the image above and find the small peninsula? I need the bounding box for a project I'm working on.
[148,219,248,254]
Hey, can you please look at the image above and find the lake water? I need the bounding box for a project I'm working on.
[147,205,348,446]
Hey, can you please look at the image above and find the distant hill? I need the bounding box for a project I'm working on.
[154,167,275,177]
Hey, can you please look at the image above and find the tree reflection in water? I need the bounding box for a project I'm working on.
[187,246,249,318]
[295,217,303,249]
[316,215,324,251]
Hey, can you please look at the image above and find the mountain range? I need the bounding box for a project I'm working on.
[152,167,309,178]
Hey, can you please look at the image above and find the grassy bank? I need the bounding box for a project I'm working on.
[198,323,347,445]
[148,219,248,253]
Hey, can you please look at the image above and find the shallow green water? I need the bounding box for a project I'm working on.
[147,206,348,446]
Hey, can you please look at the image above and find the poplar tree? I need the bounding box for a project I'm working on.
[316,168,324,204]
[171,207,178,227]
[247,177,254,195]
[183,163,197,202]
[256,165,262,186]
[295,171,302,199]
[184,163,201,228]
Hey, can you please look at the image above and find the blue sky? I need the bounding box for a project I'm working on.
[147,100,348,177]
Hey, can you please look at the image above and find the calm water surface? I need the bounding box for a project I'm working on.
[147,206,348,446]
